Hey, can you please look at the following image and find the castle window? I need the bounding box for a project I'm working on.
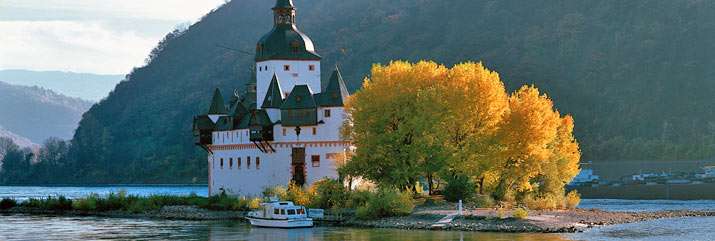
[324,109,331,118]
[284,65,290,71]
[229,158,233,169]
[237,157,242,169]
[309,65,315,71]
[247,156,251,169]
[220,158,224,169]
[256,157,261,169]
[312,127,317,135]
[311,155,320,167]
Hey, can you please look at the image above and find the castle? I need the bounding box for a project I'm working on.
[193,0,351,196]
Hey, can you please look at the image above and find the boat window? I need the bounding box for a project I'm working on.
[298,208,305,214]
[280,209,285,215]
[288,209,296,215]
[274,209,279,215]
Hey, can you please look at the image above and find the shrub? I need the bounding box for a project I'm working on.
[513,208,528,219]
[262,186,288,200]
[523,194,560,210]
[0,198,17,210]
[248,197,262,209]
[310,178,348,209]
[73,194,98,211]
[472,195,495,208]
[286,182,312,206]
[443,175,475,202]
[564,191,581,210]
[355,189,414,220]
[347,190,373,208]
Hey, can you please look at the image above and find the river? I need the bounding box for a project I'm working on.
[1,185,714,240]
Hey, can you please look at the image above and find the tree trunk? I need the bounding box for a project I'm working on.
[427,173,434,195]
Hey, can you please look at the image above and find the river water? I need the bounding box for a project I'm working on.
[1,186,714,240]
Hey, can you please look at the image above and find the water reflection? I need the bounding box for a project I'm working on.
[0,214,567,241]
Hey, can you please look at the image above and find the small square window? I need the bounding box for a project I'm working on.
[282,128,287,136]
[312,127,317,135]
[324,109,331,118]
[274,209,279,215]
[284,65,290,71]
[309,65,315,71]
[311,155,320,167]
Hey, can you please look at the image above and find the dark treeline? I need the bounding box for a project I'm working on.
[0,137,70,184]
[4,0,715,184]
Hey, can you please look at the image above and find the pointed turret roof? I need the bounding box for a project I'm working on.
[207,88,227,115]
[274,0,295,9]
[318,67,350,107]
[261,74,285,109]
[281,85,317,110]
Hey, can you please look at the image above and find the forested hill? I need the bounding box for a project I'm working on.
[65,0,715,184]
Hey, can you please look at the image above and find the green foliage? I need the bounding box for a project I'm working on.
[0,198,17,210]
[309,179,348,209]
[513,208,528,220]
[443,175,476,202]
[355,189,414,220]
[346,190,373,209]
[72,194,98,211]
[21,196,73,211]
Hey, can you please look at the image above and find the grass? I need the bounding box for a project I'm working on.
[11,191,262,213]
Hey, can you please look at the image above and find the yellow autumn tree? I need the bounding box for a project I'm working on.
[436,62,509,194]
[342,60,581,206]
[342,61,447,190]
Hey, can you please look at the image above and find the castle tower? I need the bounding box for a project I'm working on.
[255,0,321,108]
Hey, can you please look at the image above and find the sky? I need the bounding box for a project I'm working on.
[0,0,226,75]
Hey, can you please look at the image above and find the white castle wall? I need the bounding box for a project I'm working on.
[256,60,321,106]
[208,143,346,196]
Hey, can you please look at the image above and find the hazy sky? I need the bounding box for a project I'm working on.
[0,0,226,74]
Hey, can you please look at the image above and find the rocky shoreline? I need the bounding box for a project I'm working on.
[3,206,715,233]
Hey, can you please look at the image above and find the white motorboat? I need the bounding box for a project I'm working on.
[247,200,313,228]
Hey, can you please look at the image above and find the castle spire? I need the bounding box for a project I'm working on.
[273,0,296,26]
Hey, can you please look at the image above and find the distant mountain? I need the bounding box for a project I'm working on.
[0,69,124,101]
[0,127,37,149]
[0,81,93,143]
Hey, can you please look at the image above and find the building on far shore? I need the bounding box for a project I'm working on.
[193,0,351,196]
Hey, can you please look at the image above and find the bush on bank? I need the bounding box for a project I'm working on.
[0,198,17,210]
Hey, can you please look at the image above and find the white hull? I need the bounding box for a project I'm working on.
[247,217,314,228]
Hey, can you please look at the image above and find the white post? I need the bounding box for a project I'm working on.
[458,199,463,216]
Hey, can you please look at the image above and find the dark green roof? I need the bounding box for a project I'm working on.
[281,85,317,110]
[256,0,320,61]
[261,74,285,109]
[250,109,273,127]
[207,88,227,115]
[256,25,321,61]
[317,67,350,107]
[231,98,250,119]
[215,116,234,131]
[193,115,215,130]
[274,0,294,9]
